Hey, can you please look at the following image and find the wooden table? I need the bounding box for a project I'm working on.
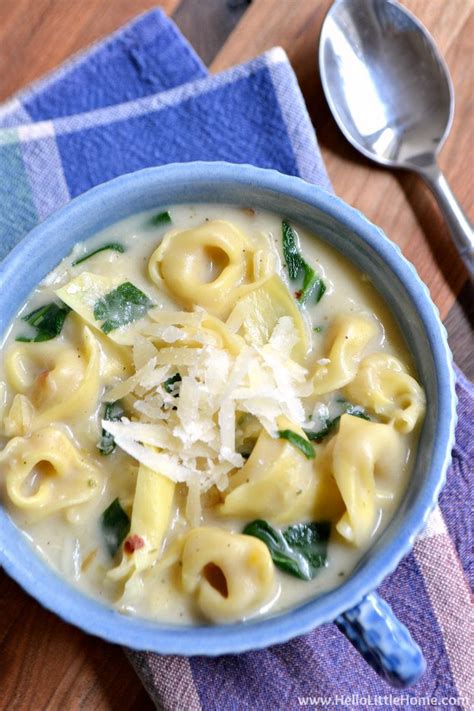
[0,1,472,708]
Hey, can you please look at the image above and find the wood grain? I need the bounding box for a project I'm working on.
[444,280,474,375]
[0,571,154,710]
[212,0,474,322]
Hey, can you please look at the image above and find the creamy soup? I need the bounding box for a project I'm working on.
[0,205,425,624]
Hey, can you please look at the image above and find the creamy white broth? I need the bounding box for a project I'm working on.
[0,204,423,624]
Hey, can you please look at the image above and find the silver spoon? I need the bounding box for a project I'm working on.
[319,0,474,277]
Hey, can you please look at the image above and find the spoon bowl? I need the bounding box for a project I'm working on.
[320,0,473,275]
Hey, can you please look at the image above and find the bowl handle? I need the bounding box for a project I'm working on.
[335,592,426,688]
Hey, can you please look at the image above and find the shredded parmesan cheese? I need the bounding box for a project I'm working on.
[101,315,310,496]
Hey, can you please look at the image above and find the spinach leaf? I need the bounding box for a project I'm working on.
[278,429,315,459]
[243,519,330,580]
[150,210,172,227]
[314,278,326,303]
[16,302,71,343]
[93,282,154,334]
[344,403,370,420]
[101,498,130,556]
[163,372,182,395]
[284,522,331,574]
[72,243,125,266]
[282,220,326,303]
[299,265,326,304]
[304,403,370,443]
[282,219,304,280]
[98,401,125,455]
[299,263,317,302]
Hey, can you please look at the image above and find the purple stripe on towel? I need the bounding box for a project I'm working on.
[438,375,474,587]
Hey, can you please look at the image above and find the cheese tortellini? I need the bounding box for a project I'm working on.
[0,205,425,626]
[322,415,405,546]
[220,417,343,524]
[0,426,101,518]
[345,353,425,433]
[312,315,378,395]
[2,394,34,437]
[149,220,275,319]
[220,420,316,524]
[181,527,275,622]
[3,321,101,433]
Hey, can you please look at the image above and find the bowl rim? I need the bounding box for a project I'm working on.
[0,161,456,655]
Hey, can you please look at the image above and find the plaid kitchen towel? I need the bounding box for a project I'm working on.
[0,9,472,711]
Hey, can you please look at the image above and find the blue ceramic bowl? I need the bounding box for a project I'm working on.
[0,163,456,686]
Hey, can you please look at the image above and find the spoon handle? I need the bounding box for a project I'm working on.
[418,163,474,279]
